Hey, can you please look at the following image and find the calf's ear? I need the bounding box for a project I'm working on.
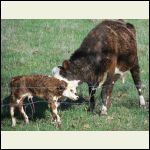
[62,60,70,70]
[57,81,67,92]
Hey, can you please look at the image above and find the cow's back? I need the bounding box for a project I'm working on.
[72,20,137,72]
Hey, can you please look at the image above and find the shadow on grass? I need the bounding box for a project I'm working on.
[1,95,88,122]
[58,96,88,111]
[1,96,10,120]
[1,96,49,121]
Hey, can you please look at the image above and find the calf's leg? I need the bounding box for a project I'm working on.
[18,104,29,124]
[48,100,61,128]
[10,105,16,127]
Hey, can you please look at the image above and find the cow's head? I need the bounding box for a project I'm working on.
[52,60,81,82]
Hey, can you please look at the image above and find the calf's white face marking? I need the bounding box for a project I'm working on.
[63,81,79,100]
[52,66,80,100]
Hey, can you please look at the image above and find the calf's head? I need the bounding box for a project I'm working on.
[58,80,79,100]
[63,80,79,100]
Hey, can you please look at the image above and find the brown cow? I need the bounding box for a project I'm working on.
[52,19,146,115]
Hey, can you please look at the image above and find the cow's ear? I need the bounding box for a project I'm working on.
[62,60,70,70]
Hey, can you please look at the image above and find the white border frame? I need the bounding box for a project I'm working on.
[1,1,149,149]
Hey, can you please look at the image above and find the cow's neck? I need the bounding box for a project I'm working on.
[69,57,100,85]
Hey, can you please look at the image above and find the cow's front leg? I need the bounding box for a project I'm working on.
[87,85,97,112]
[100,74,120,115]
[48,100,61,128]
[100,85,112,115]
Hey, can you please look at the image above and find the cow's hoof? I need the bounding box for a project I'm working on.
[140,104,146,109]
[139,101,147,109]
[87,107,94,112]
[140,102,149,110]
[87,103,95,112]
[100,105,108,116]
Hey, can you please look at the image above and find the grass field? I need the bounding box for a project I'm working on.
[1,19,149,131]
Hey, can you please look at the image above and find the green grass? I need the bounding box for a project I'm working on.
[1,19,149,131]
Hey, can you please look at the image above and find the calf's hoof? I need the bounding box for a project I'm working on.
[12,124,16,128]
[54,122,61,128]
[51,119,61,128]
[25,118,29,124]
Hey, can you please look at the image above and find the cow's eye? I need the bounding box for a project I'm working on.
[70,89,73,93]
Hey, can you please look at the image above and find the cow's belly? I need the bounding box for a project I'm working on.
[114,67,127,76]
[114,67,128,84]
[97,67,128,88]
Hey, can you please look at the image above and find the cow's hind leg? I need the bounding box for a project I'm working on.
[100,74,120,115]
[130,63,146,107]
[87,85,97,112]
